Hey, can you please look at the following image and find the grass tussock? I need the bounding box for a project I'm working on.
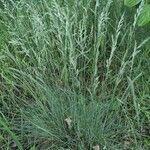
[0,0,150,149]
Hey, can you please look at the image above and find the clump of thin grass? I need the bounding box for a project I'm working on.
[0,0,150,149]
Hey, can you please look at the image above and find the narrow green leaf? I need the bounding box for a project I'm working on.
[124,0,141,7]
[138,4,150,26]
[30,146,36,150]
[0,115,23,150]
[0,134,4,140]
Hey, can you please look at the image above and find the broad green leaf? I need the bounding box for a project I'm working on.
[138,4,150,26]
[124,0,141,7]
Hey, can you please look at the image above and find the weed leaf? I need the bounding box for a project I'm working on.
[124,0,141,7]
[138,4,150,26]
